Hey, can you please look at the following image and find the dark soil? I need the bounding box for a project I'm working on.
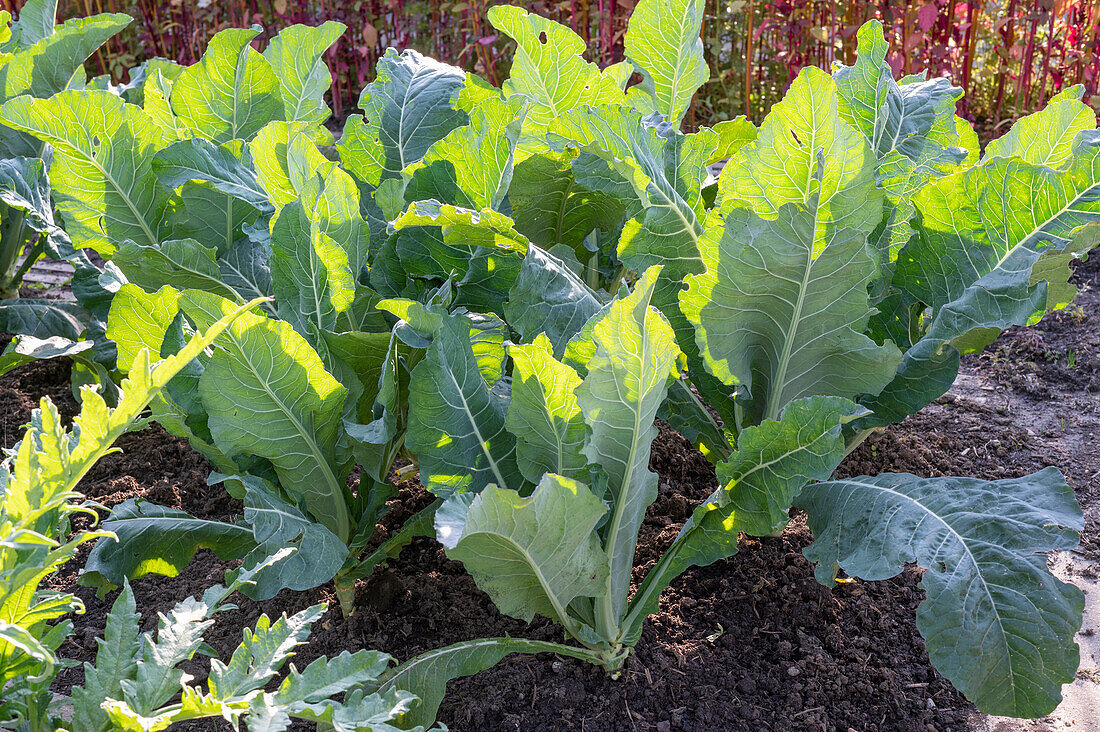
[3,254,1097,732]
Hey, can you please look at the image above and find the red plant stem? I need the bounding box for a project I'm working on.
[960,0,979,116]
[901,0,910,75]
[1088,1,1100,99]
[993,0,1017,126]
[1017,13,1039,113]
[941,0,955,79]
[745,0,754,119]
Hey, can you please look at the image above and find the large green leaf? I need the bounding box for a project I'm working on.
[546,104,710,402]
[0,336,92,379]
[682,176,901,423]
[141,67,188,142]
[716,396,867,535]
[81,499,257,591]
[403,95,525,211]
[622,395,865,645]
[548,105,704,286]
[834,21,965,167]
[397,309,520,497]
[111,238,242,301]
[0,298,85,340]
[0,156,65,247]
[833,20,968,258]
[230,474,348,599]
[153,137,272,212]
[0,90,168,254]
[855,336,961,428]
[506,334,587,483]
[863,129,1100,426]
[220,237,274,308]
[106,283,179,373]
[0,13,130,101]
[436,474,607,625]
[504,245,604,356]
[796,468,1083,718]
[576,267,680,637]
[319,329,394,422]
[487,5,624,141]
[249,121,321,209]
[270,200,356,337]
[900,132,1100,337]
[694,117,758,166]
[9,0,57,48]
[261,21,344,130]
[165,178,264,256]
[302,165,373,296]
[82,475,347,601]
[623,0,707,128]
[983,85,1095,168]
[337,49,467,187]
[388,201,526,312]
[508,150,625,262]
[250,127,371,303]
[716,67,873,222]
[170,25,283,143]
[180,291,351,540]
[392,200,529,257]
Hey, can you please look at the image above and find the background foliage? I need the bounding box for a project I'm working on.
[10,0,1099,129]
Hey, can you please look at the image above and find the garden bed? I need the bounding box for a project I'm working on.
[2,256,1095,731]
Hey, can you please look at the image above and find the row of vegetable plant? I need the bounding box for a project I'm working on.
[0,0,1098,727]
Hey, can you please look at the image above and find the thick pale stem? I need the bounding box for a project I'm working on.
[7,236,46,293]
[335,570,357,616]
[0,207,31,298]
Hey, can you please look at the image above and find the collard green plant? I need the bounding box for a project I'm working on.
[351,1,1093,723]
[41,26,469,614]
[0,295,259,729]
